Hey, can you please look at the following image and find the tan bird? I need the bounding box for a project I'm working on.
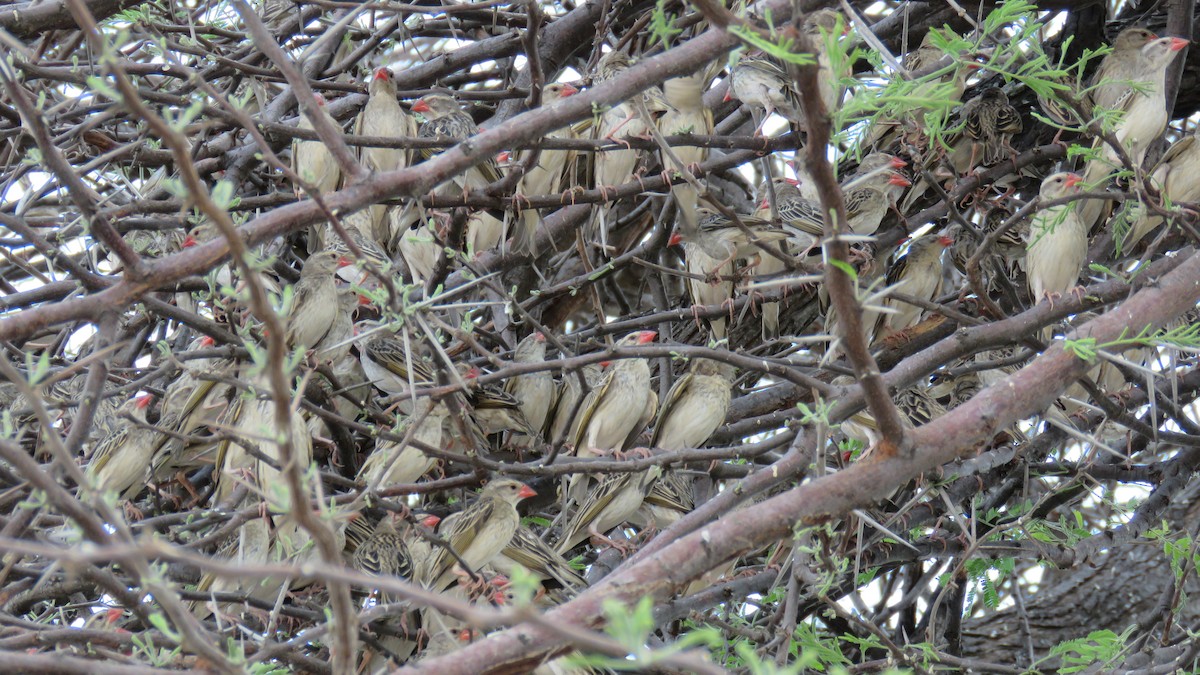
[650,358,734,451]
[420,479,536,592]
[512,83,580,253]
[571,331,657,458]
[1027,172,1087,316]
[1124,125,1200,249]
[285,250,341,351]
[292,93,341,196]
[505,332,556,445]
[874,233,953,342]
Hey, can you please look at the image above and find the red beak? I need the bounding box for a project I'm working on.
[636,330,657,344]
[668,232,683,246]
[373,67,391,81]
[516,484,537,499]
[135,395,153,409]
[888,173,912,188]
[783,177,800,186]
[199,336,216,347]
[890,156,908,169]
[534,332,545,342]
[357,294,372,306]
[182,235,197,248]
[1170,37,1189,51]
[496,151,510,163]
[337,256,353,268]
[937,235,954,247]
[560,84,579,96]
[421,514,441,528]
[314,93,327,105]
[723,92,732,102]
[1064,173,1083,188]
[411,99,430,113]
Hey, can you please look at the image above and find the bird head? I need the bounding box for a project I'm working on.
[373,67,392,82]
[635,330,658,345]
[135,394,154,410]
[534,332,546,343]
[937,235,954,248]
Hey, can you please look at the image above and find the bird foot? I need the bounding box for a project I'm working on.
[560,185,587,206]
[587,527,637,556]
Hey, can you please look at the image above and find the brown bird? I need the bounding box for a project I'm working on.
[1079,33,1189,229]
[493,525,587,592]
[572,331,657,458]
[684,207,789,269]
[357,400,447,490]
[803,8,850,117]
[1027,172,1086,309]
[84,395,165,499]
[960,88,1023,168]
[874,233,953,342]
[1124,124,1200,249]
[728,52,803,134]
[548,362,603,446]
[505,332,556,444]
[357,67,416,238]
[512,83,580,253]
[292,93,341,196]
[411,93,502,191]
[285,250,342,351]
[650,359,734,451]
[555,466,662,555]
[420,479,536,591]
[359,335,436,401]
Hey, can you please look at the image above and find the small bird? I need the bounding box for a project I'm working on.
[1079,32,1189,229]
[505,333,556,445]
[592,52,669,252]
[420,479,536,591]
[874,233,953,342]
[411,93,502,192]
[511,83,580,253]
[285,250,341,351]
[650,359,734,451]
[493,525,587,592]
[959,88,1023,168]
[841,169,911,236]
[459,365,535,437]
[678,237,735,340]
[292,93,341,196]
[1124,125,1200,249]
[84,395,165,499]
[659,64,719,235]
[803,9,850,117]
[357,67,414,175]
[358,401,447,490]
[312,289,359,364]
[1087,27,1159,113]
[352,511,418,584]
[360,335,436,400]
[728,52,803,134]
[1027,172,1087,309]
[548,362,602,446]
[682,207,789,271]
[753,178,811,339]
[571,331,657,458]
[555,466,662,555]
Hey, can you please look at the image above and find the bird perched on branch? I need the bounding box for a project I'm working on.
[412,93,502,193]
[505,332,556,446]
[285,250,341,351]
[420,479,536,592]
[1026,172,1086,320]
[572,331,658,459]
[1078,31,1188,230]
[650,358,734,452]
[511,83,580,253]
[84,394,164,500]
[358,400,447,490]
[357,67,416,239]
[292,94,341,197]
[729,52,803,135]
[1123,124,1200,250]
[873,233,953,342]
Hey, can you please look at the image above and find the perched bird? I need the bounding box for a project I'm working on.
[681,207,789,271]
[1078,33,1189,229]
[1027,172,1086,322]
[1124,125,1200,249]
[571,331,657,458]
[505,333,556,444]
[548,363,603,446]
[874,233,953,342]
[555,466,662,554]
[285,250,341,351]
[1088,28,1159,113]
[357,67,413,175]
[420,479,536,591]
[512,83,580,253]
[493,525,587,592]
[292,94,341,196]
[650,359,734,451]
[358,401,447,490]
[592,52,669,252]
[959,88,1023,168]
[411,93,502,192]
[802,8,849,117]
[659,64,719,234]
[840,169,911,236]
[84,395,165,499]
[728,52,803,133]
[360,335,436,400]
[677,237,735,340]
[312,289,359,364]
[357,67,416,238]
[459,365,534,437]
[322,225,391,285]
